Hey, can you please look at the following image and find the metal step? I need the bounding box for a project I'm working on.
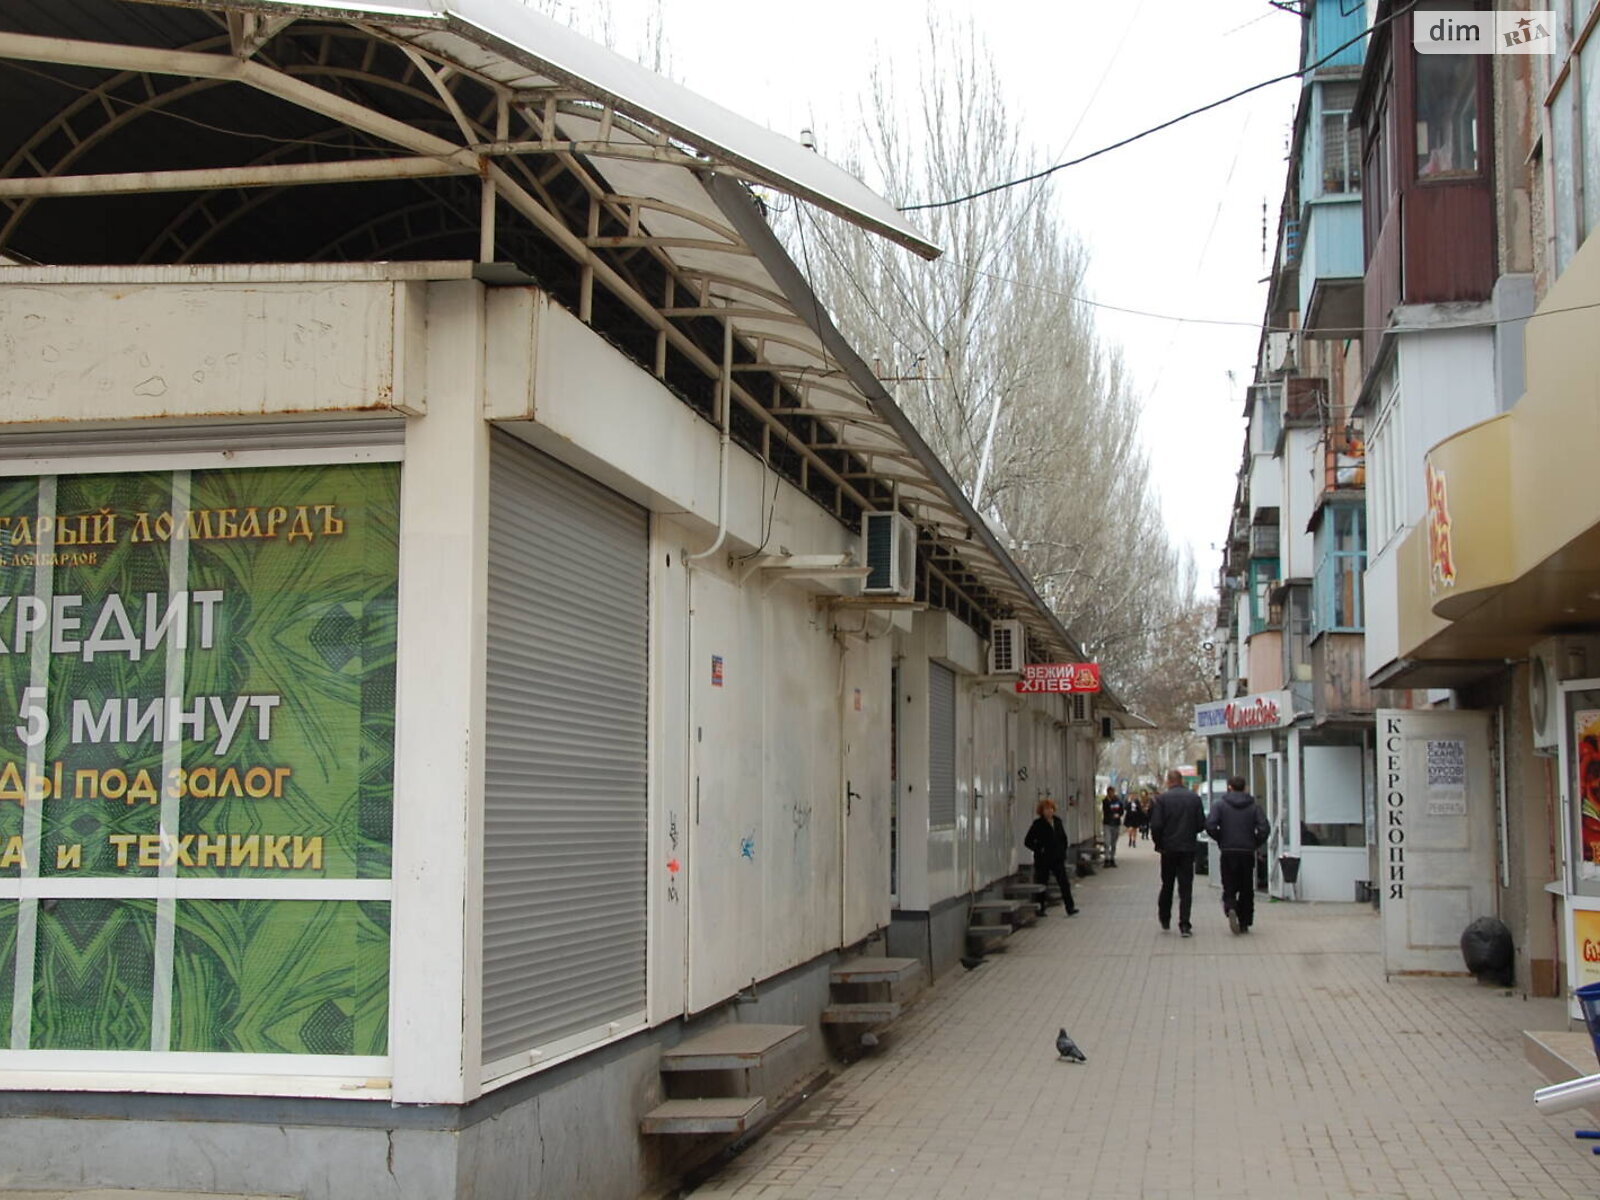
[830,956,922,986]
[640,1096,767,1135]
[660,1023,806,1072]
[821,1001,902,1025]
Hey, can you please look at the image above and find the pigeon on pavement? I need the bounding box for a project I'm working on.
[1055,1028,1087,1062]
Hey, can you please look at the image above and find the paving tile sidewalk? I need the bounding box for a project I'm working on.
[689,840,1600,1199]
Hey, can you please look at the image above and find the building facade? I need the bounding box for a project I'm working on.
[1208,0,1381,907]
[0,3,1117,1196]
[1359,0,1600,1003]
[1219,0,1600,1004]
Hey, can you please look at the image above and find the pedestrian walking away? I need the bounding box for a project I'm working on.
[1101,785,1124,867]
[1149,768,1206,936]
[1126,798,1140,849]
[1024,798,1078,916]
[1207,775,1270,934]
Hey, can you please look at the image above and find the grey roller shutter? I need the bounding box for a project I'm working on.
[929,663,955,828]
[481,433,648,1067]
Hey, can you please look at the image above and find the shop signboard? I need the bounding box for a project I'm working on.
[1014,662,1100,694]
[1193,689,1294,736]
[1576,909,1600,990]
[0,462,397,1056]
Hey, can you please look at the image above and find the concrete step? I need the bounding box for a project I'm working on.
[966,924,1011,942]
[971,899,1023,913]
[660,1023,805,1072]
[640,1095,767,1135]
[1003,882,1046,897]
[821,1001,902,1025]
[830,956,921,986]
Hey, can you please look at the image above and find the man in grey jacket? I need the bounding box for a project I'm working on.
[1149,768,1207,937]
[1207,776,1270,934]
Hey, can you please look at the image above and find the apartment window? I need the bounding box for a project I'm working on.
[1363,67,1394,255]
[1251,386,1282,454]
[1545,3,1600,273]
[1368,360,1403,547]
[1249,557,1279,635]
[1414,52,1479,178]
[1287,584,1313,680]
[1314,504,1367,633]
[1322,83,1361,194]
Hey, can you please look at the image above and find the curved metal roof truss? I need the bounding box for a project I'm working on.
[0,0,1104,676]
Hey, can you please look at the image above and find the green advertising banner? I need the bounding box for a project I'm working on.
[0,462,398,1056]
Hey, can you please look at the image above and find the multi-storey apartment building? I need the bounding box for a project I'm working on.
[1219,0,1600,1005]
[1207,0,1380,907]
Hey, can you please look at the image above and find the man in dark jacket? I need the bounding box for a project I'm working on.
[1149,768,1206,937]
[1207,775,1270,934]
[1100,786,1125,867]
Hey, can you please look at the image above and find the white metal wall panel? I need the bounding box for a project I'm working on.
[481,434,648,1066]
[929,663,956,828]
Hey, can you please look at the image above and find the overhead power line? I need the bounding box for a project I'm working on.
[898,1,1417,213]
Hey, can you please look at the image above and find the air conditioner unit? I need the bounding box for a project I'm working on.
[1068,693,1092,724]
[860,511,916,598]
[1530,636,1600,754]
[988,619,1025,675]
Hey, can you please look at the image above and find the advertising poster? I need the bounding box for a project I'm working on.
[1577,709,1600,883]
[0,462,397,1056]
[1577,909,1600,990]
[1424,737,1467,816]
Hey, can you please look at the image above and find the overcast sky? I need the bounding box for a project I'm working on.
[567,1,1306,582]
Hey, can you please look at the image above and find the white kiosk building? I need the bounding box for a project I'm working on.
[0,3,1118,1195]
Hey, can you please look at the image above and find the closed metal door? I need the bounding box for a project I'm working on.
[929,663,955,828]
[481,434,648,1069]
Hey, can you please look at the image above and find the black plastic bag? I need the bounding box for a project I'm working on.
[1460,916,1514,987]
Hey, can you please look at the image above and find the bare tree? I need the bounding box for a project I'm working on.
[786,17,1196,703]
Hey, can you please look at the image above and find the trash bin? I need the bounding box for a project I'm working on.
[1576,981,1600,1066]
[1278,855,1301,890]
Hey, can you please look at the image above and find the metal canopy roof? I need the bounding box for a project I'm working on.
[169,0,942,259]
[0,0,1116,689]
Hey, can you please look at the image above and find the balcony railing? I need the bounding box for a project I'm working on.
[1323,427,1365,492]
[1250,523,1280,559]
[1285,376,1327,421]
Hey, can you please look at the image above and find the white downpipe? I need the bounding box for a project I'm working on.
[687,318,735,565]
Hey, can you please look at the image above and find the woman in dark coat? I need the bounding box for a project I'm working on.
[1024,798,1078,915]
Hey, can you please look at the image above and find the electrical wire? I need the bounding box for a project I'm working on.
[871,245,1600,342]
[898,1,1417,213]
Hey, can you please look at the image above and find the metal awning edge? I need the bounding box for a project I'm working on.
[146,0,941,259]
[703,172,1122,706]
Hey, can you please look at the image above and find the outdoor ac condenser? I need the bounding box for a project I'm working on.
[1530,635,1600,754]
[861,511,916,598]
[988,619,1025,675]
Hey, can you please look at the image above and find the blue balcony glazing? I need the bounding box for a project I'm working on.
[1298,198,1364,335]
[1306,0,1368,71]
